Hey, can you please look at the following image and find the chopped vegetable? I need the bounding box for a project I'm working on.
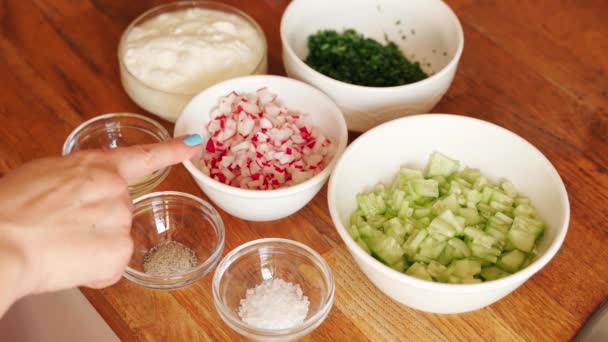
[201,89,334,190]
[305,29,427,87]
[348,152,546,283]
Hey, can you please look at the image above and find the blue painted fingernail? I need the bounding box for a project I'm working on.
[183,133,202,146]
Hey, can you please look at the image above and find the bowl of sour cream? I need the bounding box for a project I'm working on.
[118,1,268,123]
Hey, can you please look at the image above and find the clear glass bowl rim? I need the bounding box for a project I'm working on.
[124,191,226,284]
[212,237,335,337]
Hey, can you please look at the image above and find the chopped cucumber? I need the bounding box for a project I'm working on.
[497,249,527,273]
[406,262,432,281]
[480,266,510,281]
[348,152,547,284]
[426,152,460,177]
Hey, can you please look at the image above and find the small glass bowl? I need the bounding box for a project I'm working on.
[62,113,171,198]
[124,191,225,289]
[212,238,335,341]
[118,0,268,123]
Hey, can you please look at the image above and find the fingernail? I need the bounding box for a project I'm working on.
[183,133,203,146]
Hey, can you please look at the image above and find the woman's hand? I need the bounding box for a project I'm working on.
[0,134,202,314]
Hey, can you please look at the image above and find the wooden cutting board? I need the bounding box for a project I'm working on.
[1,0,607,340]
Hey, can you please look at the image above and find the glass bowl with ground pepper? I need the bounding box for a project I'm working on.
[280,0,464,132]
[124,191,225,289]
[212,238,335,341]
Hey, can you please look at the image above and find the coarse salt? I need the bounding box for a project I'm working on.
[238,278,310,330]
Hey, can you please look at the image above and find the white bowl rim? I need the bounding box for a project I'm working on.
[176,74,349,199]
[280,0,465,91]
[328,113,570,293]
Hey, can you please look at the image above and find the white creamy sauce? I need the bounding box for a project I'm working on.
[122,8,264,93]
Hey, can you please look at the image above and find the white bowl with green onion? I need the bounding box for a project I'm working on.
[327,114,569,313]
[281,0,464,132]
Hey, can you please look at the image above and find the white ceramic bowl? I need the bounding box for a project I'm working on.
[328,114,570,313]
[281,0,464,132]
[175,75,348,221]
[118,1,268,123]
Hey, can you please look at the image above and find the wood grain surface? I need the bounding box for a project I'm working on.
[1,0,607,341]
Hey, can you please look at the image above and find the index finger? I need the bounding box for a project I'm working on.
[106,134,203,182]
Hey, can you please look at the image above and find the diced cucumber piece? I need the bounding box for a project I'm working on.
[413,207,433,219]
[466,189,482,206]
[500,180,519,198]
[403,229,428,255]
[511,216,544,237]
[418,236,447,260]
[464,227,499,249]
[461,277,482,284]
[507,228,536,253]
[357,192,386,217]
[399,167,424,179]
[480,266,510,281]
[497,249,527,273]
[427,260,448,279]
[428,216,456,240]
[437,244,455,266]
[418,217,431,227]
[357,223,375,239]
[448,238,471,258]
[485,227,508,242]
[397,200,414,218]
[367,233,405,265]
[347,224,360,240]
[389,258,408,272]
[490,200,512,213]
[350,209,366,227]
[514,196,531,206]
[469,243,501,263]
[432,194,460,214]
[449,181,463,196]
[473,176,489,190]
[406,262,432,281]
[383,218,410,245]
[410,179,439,198]
[458,207,482,225]
[449,259,481,278]
[480,187,493,204]
[439,209,465,234]
[426,152,460,177]
[355,238,371,254]
[491,189,514,206]
[388,189,406,210]
[514,204,538,217]
[366,216,387,229]
[494,212,514,225]
[476,202,496,220]
[460,167,481,184]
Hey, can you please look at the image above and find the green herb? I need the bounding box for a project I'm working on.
[305,29,427,87]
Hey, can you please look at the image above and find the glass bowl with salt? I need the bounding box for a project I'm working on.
[212,238,335,341]
[124,191,225,289]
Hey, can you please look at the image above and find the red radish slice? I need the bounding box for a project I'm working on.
[201,88,334,190]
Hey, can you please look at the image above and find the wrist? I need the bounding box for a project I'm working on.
[0,223,31,306]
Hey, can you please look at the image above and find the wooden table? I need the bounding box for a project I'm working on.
[1,0,607,341]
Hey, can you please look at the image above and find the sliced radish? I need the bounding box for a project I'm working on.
[201,89,334,189]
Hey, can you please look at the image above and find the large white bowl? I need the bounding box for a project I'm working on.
[327,114,570,313]
[175,75,348,221]
[281,0,464,132]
